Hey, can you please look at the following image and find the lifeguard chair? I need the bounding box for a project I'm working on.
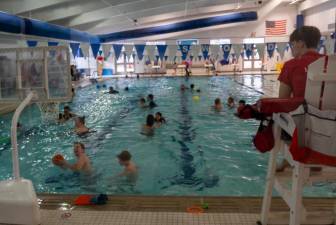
[259,55,336,225]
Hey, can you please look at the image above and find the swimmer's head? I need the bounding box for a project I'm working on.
[146,114,155,127]
[147,94,154,101]
[239,100,246,107]
[227,97,234,104]
[64,106,70,114]
[190,84,195,89]
[117,150,131,165]
[196,89,201,93]
[155,112,162,120]
[109,87,114,91]
[75,116,85,126]
[139,98,146,105]
[215,98,221,106]
[74,142,85,157]
[125,87,129,91]
[180,84,187,91]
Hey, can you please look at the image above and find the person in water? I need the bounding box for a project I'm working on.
[147,94,157,108]
[141,114,155,136]
[59,106,77,123]
[108,87,119,94]
[124,87,129,91]
[190,84,195,91]
[139,98,147,108]
[227,97,235,108]
[56,142,92,173]
[117,150,138,183]
[154,112,166,126]
[75,116,89,135]
[213,98,223,111]
[180,84,188,91]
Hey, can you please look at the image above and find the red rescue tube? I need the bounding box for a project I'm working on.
[257,97,304,116]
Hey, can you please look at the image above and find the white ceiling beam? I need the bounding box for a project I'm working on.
[0,0,77,15]
[87,1,258,34]
[298,0,332,12]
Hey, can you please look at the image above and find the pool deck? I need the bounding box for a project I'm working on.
[38,195,336,225]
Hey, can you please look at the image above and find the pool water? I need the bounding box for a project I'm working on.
[0,76,335,196]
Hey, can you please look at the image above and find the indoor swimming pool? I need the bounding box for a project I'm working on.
[0,76,335,196]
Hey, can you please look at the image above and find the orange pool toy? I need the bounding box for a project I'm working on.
[52,154,64,165]
[187,206,204,214]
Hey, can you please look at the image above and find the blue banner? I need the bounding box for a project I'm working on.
[179,45,190,61]
[47,41,58,46]
[69,42,80,58]
[98,50,103,56]
[113,44,123,60]
[244,44,253,59]
[134,44,145,61]
[90,43,101,59]
[26,40,38,47]
[201,44,209,60]
[222,44,232,61]
[266,43,276,58]
[157,45,167,61]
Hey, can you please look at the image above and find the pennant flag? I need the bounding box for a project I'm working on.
[145,45,156,60]
[266,43,276,58]
[69,43,80,58]
[27,40,38,47]
[222,44,232,61]
[135,44,146,61]
[155,55,160,62]
[167,45,178,61]
[244,44,253,59]
[124,45,134,59]
[179,45,191,61]
[102,44,112,58]
[156,45,167,61]
[81,43,90,58]
[232,44,242,57]
[48,42,58,46]
[276,42,287,58]
[91,43,101,59]
[190,45,200,57]
[255,44,265,58]
[113,44,123,60]
[201,44,210,60]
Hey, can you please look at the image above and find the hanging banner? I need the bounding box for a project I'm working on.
[222,44,232,61]
[135,44,146,61]
[179,45,190,61]
[69,42,80,58]
[48,42,58,46]
[232,44,242,57]
[255,44,264,58]
[266,43,276,58]
[145,45,156,60]
[124,45,134,59]
[201,44,210,60]
[276,42,287,58]
[155,55,160,62]
[244,44,253,59]
[102,44,112,58]
[156,45,167,61]
[113,44,123,60]
[81,43,90,58]
[26,40,38,47]
[90,43,101,59]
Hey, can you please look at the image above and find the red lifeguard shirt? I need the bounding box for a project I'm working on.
[278,51,323,97]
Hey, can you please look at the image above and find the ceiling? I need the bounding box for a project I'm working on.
[0,0,268,35]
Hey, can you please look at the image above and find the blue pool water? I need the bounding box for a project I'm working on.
[0,76,335,196]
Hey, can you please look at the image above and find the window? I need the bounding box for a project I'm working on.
[210,39,231,45]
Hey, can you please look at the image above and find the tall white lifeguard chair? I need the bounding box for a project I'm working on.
[0,46,71,225]
[258,55,336,225]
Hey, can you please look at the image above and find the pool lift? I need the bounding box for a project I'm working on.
[258,55,336,225]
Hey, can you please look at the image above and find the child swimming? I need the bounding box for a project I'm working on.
[59,106,77,123]
[227,97,235,108]
[154,112,166,127]
[117,150,138,183]
[108,87,119,94]
[213,98,223,111]
[147,94,157,108]
[141,114,155,136]
[75,116,90,135]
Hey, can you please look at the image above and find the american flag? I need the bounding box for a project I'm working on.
[265,20,287,35]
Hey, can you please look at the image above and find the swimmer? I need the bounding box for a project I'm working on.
[227,97,235,108]
[190,84,195,91]
[147,94,157,108]
[213,98,223,111]
[117,150,138,183]
[124,87,129,91]
[139,98,148,108]
[59,106,77,123]
[108,87,119,94]
[141,114,155,136]
[180,84,188,91]
[75,116,89,135]
[154,112,166,127]
[56,142,92,174]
